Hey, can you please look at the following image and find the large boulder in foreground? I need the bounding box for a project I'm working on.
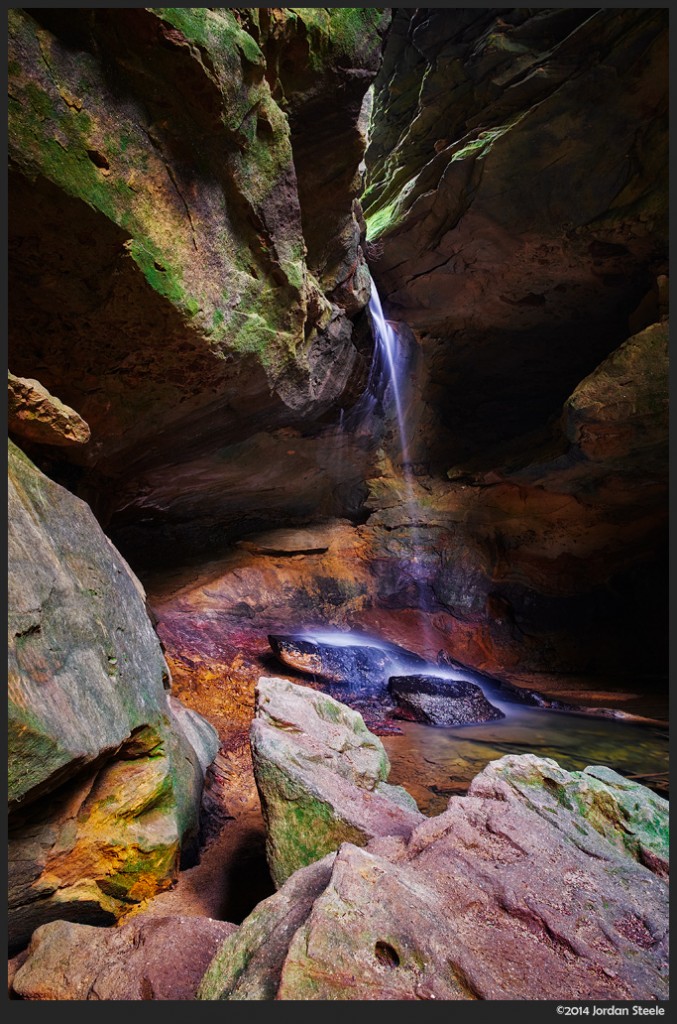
[470,756,669,880]
[10,914,237,1001]
[8,441,218,950]
[200,753,669,1000]
[251,677,422,887]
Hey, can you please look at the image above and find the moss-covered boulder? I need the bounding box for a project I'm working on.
[469,754,669,880]
[199,752,669,1001]
[8,440,218,950]
[251,677,421,887]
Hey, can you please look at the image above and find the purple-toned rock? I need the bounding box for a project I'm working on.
[11,914,237,1001]
[200,753,669,1001]
[388,674,504,726]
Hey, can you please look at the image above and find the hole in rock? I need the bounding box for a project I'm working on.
[87,149,110,171]
[375,941,401,968]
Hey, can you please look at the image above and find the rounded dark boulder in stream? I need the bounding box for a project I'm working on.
[388,674,505,726]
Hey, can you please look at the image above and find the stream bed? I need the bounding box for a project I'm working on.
[383,706,669,816]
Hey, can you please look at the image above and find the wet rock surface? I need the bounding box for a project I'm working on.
[200,752,669,1001]
[269,632,425,692]
[6,8,669,1001]
[388,674,504,727]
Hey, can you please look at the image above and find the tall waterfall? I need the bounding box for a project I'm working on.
[367,283,436,654]
[367,285,410,468]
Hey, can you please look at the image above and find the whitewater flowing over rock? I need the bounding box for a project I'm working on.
[268,631,426,690]
[6,7,669,1003]
[200,752,669,1001]
[360,8,668,679]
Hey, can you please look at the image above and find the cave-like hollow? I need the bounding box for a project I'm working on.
[8,7,669,998]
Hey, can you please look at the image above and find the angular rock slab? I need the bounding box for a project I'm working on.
[201,753,669,1001]
[8,441,218,948]
[251,677,422,886]
[11,915,237,1000]
[8,372,91,447]
[388,673,505,726]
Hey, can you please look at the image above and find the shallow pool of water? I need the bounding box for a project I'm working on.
[383,706,669,816]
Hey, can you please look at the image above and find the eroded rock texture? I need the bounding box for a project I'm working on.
[8,6,389,547]
[8,440,218,951]
[199,753,669,1001]
[9,6,668,688]
[8,372,91,448]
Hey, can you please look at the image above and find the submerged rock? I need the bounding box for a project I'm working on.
[11,915,237,1001]
[8,441,218,950]
[388,674,504,727]
[268,632,425,691]
[251,677,422,887]
[200,752,669,1001]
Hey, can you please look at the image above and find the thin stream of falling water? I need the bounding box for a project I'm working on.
[368,284,437,655]
[367,286,410,464]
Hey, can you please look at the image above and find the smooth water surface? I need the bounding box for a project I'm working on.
[383,708,669,815]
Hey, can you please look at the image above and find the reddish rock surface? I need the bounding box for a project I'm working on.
[199,754,669,1001]
[10,915,237,1000]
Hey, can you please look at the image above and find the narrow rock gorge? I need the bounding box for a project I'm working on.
[8,7,668,1003]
